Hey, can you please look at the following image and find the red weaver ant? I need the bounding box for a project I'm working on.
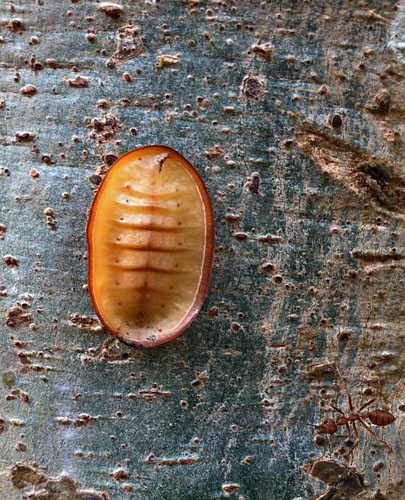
[310,394,395,459]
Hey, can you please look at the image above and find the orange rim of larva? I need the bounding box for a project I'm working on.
[86,145,215,348]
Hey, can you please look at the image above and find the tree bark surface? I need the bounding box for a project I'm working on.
[0,1,404,499]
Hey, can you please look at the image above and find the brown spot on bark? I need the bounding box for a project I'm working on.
[366,89,391,115]
[20,85,37,97]
[251,42,273,59]
[314,435,327,446]
[261,262,275,273]
[7,19,23,32]
[6,306,33,327]
[89,174,102,186]
[41,154,54,165]
[15,131,36,142]
[337,330,352,342]
[97,2,124,19]
[56,413,102,427]
[10,463,112,499]
[256,234,282,244]
[139,387,172,400]
[111,24,142,63]
[86,33,97,43]
[46,58,59,69]
[0,224,6,240]
[25,55,44,72]
[305,361,336,380]
[17,353,31,366]
[68,75,89,88]
[205,145,223,159]
[233,232,249,241]
[147,455,199,466]
[240,74,266,101]
[373,461,385,472]
[15,442,27,452]
[304,459,364,500]
[351,249,405,267]
[44,207,57,230]
[155,54,181,69]
[222,483,241,495]
[209,306,219,318]
[103,153,118,166]
[112,467,129,481]
[10,463,45,489]
[224,213,240,222]
[69,314,103,332]
[231,322,241,332]
[88,114,121,144]
[191,371,209,389]
[244,172,261,194]
[327,113,343,129]
[3,255,19,267]
[296,128,405,217]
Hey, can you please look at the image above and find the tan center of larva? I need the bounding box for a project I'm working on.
[87,146,214,348]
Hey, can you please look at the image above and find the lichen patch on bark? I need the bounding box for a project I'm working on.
[9,463,112,500]
[296,128,405,218]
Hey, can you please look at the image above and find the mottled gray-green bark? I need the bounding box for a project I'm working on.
[1,1,404,499]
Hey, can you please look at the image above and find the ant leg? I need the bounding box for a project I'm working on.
[358,417,393,451]
[348,393,354,412]
[329,405,345,417]
[357,398,376,413]
[344,422,359,460]
[335,423,352,439]
[345,438,359,460]
[353,421,359,439]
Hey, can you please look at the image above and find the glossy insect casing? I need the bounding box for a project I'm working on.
[86,145,214,348]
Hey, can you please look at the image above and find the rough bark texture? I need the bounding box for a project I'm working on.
[1,1,405,499]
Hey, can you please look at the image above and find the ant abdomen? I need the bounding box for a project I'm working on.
[368,410,395,427]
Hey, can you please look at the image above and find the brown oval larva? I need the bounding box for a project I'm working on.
[86,146,214,348]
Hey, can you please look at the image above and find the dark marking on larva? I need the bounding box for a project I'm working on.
[157,153,169,173]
